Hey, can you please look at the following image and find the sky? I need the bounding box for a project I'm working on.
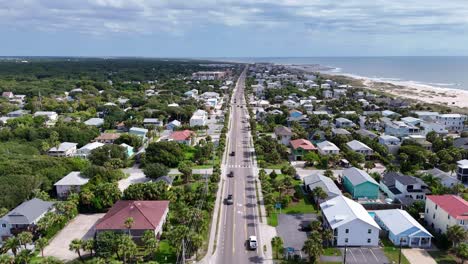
[1,0,468,57]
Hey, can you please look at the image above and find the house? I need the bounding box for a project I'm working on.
[333,89,347,98]
[342,167,379,199]
[200,92,220,100]
[454,138,468,151]
[274,126,293,146]
[374,209,432,247]
[420,121,448,136]
[1,91,14,98]
[95,133,121,144]
[332,128,351,136]
[335,117,355,128]
[154,176,174,189]
[424,195,468,234]
[6,110,29,118]
[380,172,429,206]
[282,99,298,108]
[413,111,439,122]
[322,89,333,99]
[320,195,380,246]
[34,111,58,126]
[75,142,105,158]
[143,118,164,128]
[290,139,317,161]
[184,89,198,98]
[378,135,401,154]
[190,109,208,127]
[95,200,170,240]
[192,71,226,80]
[436,114,467,132]
[84,118,104,127]
[384,121,420,138]
[405,135,433,151]
[456,160,468,184]
[401,117,422,126]
[0,198,55,241]
[346,140,373,156]
[287,115,309,128]
[54,171,89,199]
[421,168,459,188]
[356,129,378,140]
[166,120,181,131]
[317,141,340,155]
[129,127,149,139]
[169,130,195,146]
[382,110,401,118]
[48,142,78,157]
[303,173,342,201]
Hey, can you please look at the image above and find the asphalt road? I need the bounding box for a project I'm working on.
[218,68,263,264]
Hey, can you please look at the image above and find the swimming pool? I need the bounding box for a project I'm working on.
[368,212,375,218]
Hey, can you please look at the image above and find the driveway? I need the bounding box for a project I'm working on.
[343,247,389,264]
[43,214,104,261]
[276,214,317,253]
[402,248,437,264]
[119,166,149,191]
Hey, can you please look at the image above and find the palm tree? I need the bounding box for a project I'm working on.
[142,230,158,259]
[452,183,466,195]
[322,229,334,247]
[455,243,468,264]
[124,217,134,236]
[82,239,95,257]
[0,253,14,264]
[17,231,33,249]
[117,235,137,264]
[36,237,49,257]
[364,161,375,172]
[323,170,334,179]
[447,225,468,248]
[312,186,328,206]
[310,220,322,232]
[39,256,64,264]
[69,239,83,261]
[271,236,284,260]
[3,237,20,257]
[15,249,32,264]
[302,232,323,263]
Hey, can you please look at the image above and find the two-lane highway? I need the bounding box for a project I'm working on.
[218,67,263,264]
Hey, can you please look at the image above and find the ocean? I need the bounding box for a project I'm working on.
[214,57,468,91]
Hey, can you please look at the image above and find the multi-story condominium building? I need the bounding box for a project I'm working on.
[424,195,468,234]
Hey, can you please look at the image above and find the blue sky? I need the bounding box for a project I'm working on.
[1,0,468,57]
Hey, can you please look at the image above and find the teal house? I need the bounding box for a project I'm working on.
[342,167,379,199]
[119,143,134,157]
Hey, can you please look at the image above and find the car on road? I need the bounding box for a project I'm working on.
[230,151,235,156]
[226,194,233,205]
[228,171,234,177]
[248,236,257,250]
[299,222,312,231]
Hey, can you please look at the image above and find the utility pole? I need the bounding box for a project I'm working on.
[398,238,403,264]
[343,243,347,264]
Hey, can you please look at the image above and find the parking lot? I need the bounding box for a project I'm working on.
[343,247,389,264]
[276,214,317,254]
[43,214,104,261]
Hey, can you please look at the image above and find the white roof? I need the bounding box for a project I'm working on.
[49,142,78,152]
[374,209,432,237]
[84,118,104,126]
[54,171,89,186]
[346,140,372,151]
[34,111,57,117]
[379,135,400,141]
[439,113,465,118]
[192,109,207,117]
[458,160,468,169]
[401,117,421,123]
[317,141,340,151]
[79,142,104,151]
[320,195,380,229]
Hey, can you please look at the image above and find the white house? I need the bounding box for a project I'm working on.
[346,140,373,156]
[75,142,105,158]
[190,109,208,127]
[413,111,439,122]
[48,142,78,157]
[274,126,293,146]
[335,117,355,128]
[420,121,448,136]
[421,168,459,188]
[322,89,333,99]
[456,159,468,184]
[304,173,342,201]
[54,171,89,199]
[378,135,401,146]
[320,195,380,246]
[0,198,55,242]
[282,99,298,108]
[84,118,104,127]
[374,209,432,247]
[384,121,420,138]
[143,118,164,128]
[34,111,58,125]
[317,141,340,155]
[436,114,467,132]
[424,195,468,234]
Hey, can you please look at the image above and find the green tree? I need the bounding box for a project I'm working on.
[178,161,193,183]
[364,161,375,172]
[0,254,14,264]
[15,249,32,264]
[124,217,134,236]
[323,169,334,179]
[143,163,169,179]
[17,232,33,249]
[142,230,158,259]
[117,235,138,264]
[3,237,20,257]
[36,237,49,257]
[82,239,95,257]
[455,243,468,264]
[88,144,127,168]
[271,236,284,260]
[69,239,84,261]
[312,186,328,206]
[447,225,468,248]
[145,141,184,167]
[302,231,323,263]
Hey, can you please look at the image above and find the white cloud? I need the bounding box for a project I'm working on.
[0,0,467,36]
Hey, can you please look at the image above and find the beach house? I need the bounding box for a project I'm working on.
[380,172,429,206]
[436,114,467,132]
[342,167,379,199]
[274,126,293,146]
[54,171,89,199]
[335,117,355,128]
[424,195,468,234]
[48,142,78,157]
[346,140,374,156]
[317,141,340,155]
[190,109,208,127]
[456,160,468,184]
[304,173,342,202]
[290,139,317,161]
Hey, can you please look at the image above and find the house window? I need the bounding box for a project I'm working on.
[433,213,435,219]
[367,239,371,243]
[368,229,372,234]
[345,238,349,243]
[461,220,465,225]
[426,209,429,213]
[435,205,438,210]
[345,229,349,234]
[448,215,451,220]
[1,224,6,228]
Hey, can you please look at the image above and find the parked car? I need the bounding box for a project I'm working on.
[228,171,234,177]
[248,236,257,250]
[299,222,312,231]
[230,151,235,156]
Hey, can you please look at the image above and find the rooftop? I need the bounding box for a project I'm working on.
[274,126,293,136]
[290,139,316,150]
[427,195,468,220]
[343,167,378,186]
[374,209,432,237]
[54,171,89,186]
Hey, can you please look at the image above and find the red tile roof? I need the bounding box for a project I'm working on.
[427,195,468,220]
[290,139,317,150]
[96,200,169,230]
[170,130,194,141]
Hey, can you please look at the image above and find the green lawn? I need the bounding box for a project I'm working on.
[267,213,278,226]
[154,240,177,264]
[263,161,291,170]
[323,247,341,256]
[381,239,410,264]
[428,250,457,264]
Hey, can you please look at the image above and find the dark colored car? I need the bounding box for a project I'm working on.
[228,171,234,177]
[226,194,233,205]
[230,151,235,156]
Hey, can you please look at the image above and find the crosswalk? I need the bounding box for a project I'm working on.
[226,164,253,168]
